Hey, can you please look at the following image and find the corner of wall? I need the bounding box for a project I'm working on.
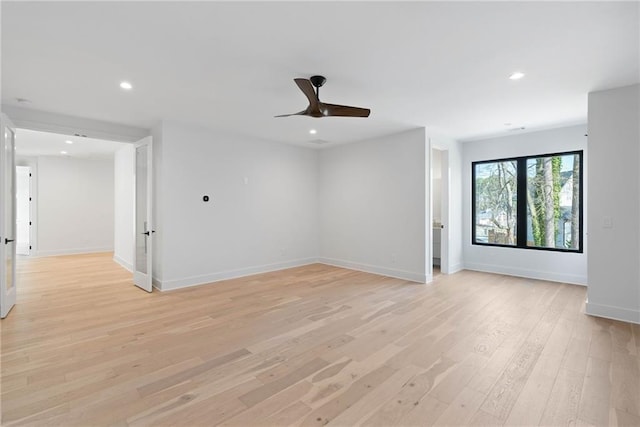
[317,127,429,284]
[586,83,640,324]
[586,301,640,325]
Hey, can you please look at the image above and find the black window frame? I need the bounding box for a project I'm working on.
[472,150,584,253]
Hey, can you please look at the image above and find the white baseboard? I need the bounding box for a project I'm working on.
[586,301,640,324]
[156,257,428,292]
[157,257,319,291]
[463,262,587,286]
[318,257,427,284]
[446,262,464,274]
[34,247,114,257]
[113,254,133,272]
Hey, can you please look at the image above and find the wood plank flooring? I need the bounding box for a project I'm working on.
[1,253,639,426]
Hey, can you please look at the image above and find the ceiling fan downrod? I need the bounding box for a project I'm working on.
[310,75,326,98]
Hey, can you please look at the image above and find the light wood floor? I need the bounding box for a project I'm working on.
[2,253,639,426]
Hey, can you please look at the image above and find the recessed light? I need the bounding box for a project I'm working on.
[120,81,133,90]
[65,140,74,144]
[509,72,525,80]
[60,151,68,155]
[309,129,317,135]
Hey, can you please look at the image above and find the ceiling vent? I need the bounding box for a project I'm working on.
[309,139,330,145]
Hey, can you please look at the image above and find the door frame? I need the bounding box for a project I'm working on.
[430,144,451,275]
[440,150,450,273]
[2,112,155,306]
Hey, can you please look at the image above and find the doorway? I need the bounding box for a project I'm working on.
[10,129,151,294]
[1,109,155,318]
[431,147,449,276]
[15,129,128,259]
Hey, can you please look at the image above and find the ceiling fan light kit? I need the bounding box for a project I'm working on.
[276,75,371,119]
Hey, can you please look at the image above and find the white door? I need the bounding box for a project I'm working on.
[16,166,31,256]
[1,114,17,317]
[133,136,153,292]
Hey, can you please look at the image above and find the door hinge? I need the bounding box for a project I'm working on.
[29,173,32,177]
[29,221,32,226]
[29,245,32,250]
[29,197,32,201]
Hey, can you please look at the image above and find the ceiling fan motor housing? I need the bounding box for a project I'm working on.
[310,75,327,88]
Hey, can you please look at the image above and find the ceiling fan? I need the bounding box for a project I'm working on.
[275,75,370,118]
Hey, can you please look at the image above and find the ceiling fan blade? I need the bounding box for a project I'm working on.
[321,103,371,118]
[274,110,307,118]
[294,78,319,108]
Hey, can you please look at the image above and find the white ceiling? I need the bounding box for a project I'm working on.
[1,2,638,146]
[15,128,126,159]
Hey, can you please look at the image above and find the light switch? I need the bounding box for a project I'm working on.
[602,216,613,228]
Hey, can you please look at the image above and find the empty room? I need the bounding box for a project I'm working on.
[1,1,639,426]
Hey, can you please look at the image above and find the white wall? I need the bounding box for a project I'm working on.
[587,84,640,324]
[462,125,588,285]
[113,145,135,270]
[20,155,115,256]
[318,128,429,283]
[152,121,319,290]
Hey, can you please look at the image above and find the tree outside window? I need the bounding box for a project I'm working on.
[474,160,517,245]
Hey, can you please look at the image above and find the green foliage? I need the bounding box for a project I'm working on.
[552,156,561,237]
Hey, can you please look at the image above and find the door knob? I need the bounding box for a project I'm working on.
[4,238,14,244]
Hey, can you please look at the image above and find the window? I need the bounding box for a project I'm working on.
[472,151,583,252]
[473,160,518,245]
